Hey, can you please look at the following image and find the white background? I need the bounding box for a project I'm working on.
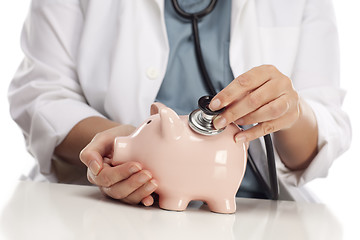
[0,1,359,238]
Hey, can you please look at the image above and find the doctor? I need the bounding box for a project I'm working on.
[9,0,351,206]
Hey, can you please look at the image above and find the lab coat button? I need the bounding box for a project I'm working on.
[146,67,159,80]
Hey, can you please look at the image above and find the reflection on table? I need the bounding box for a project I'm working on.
[0,181,342,240]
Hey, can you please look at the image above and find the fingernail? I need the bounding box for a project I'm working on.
[145,180,158,192]
[129,163,142,174]
[138,171,152,183]
[209,98,221,110]
[214,116,227,129]
[89,160,101,175]
[88,170,96,181]
[142,197,153,207]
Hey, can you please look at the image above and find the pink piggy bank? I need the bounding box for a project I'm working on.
[113,102,247,214]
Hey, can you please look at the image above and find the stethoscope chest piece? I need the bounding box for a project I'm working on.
[188,96,225,136]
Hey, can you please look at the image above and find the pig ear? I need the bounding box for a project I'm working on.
[159,107,184,140]
[151,102,167,115]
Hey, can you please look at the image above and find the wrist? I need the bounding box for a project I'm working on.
[274,98,318,170]
[55,116,123,166]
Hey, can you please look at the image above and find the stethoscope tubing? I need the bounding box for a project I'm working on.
[264,134,279,200]
[191,17,216,95]
[172,0,218,19]
[172,0,218,95]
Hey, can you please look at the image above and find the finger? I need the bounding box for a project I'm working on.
[141,195,155,207]
[235,94,290,126]
[80,126,130,175]
[80,149,104,176]
[87,162,142,187]
[235,112,298,143]
[87,162,111,185]
[80,129,118,164]
[209,65,279,111]
[103,157,112,165]
[213,78,284,129]
[124,179,158,206]
[101,170,152,200]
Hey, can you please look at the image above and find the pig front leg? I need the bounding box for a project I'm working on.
[206,197,236,214]
[158,194,191,212]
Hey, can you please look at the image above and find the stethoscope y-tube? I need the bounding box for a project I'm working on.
[172,0,279,200]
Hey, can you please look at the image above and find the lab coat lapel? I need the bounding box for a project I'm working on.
[152,0,165,13]
[107,0,169,126]
[230,0,262,77]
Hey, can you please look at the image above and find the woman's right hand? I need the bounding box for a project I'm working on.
[79,125,158,206]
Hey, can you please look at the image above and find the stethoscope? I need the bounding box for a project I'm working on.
[172,0,279,200]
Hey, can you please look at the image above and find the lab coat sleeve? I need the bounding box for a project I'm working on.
[277,0,352,186]
[8,0,104,176]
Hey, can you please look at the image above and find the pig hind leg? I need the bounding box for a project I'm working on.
[206,197,236,214]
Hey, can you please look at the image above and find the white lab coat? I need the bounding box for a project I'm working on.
[8,0,351,201]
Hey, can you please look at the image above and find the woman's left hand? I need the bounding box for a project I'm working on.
[209,65,300,142]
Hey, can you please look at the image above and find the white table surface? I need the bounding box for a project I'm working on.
[0,181,343,240]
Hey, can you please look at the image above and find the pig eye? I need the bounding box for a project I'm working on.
[147,120,152,124]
